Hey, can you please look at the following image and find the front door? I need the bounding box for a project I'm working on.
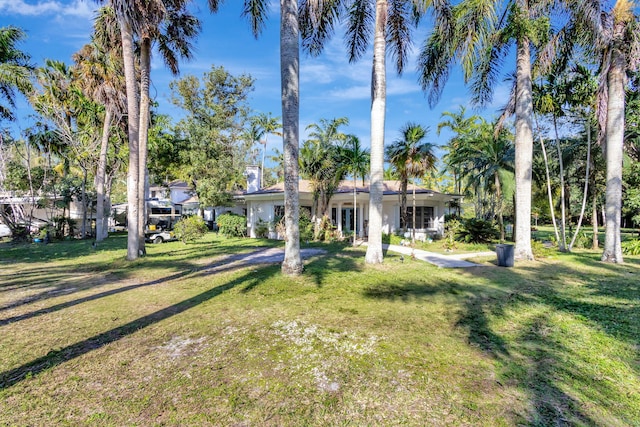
[341,208,359,233]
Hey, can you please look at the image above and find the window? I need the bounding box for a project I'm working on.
[274,205,285,218]
[402,206,434,229]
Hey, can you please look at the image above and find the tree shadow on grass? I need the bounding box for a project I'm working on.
[0,248,290,328]
[305,250,363,287]
[360,252,640,425]
[0,259,281,390]
[0,238,286,317]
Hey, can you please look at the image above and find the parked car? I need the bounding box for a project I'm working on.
[0,223,11,238]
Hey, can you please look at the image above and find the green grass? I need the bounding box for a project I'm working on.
[1,233,639,426]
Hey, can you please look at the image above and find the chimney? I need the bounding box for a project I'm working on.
[245,165,261,193]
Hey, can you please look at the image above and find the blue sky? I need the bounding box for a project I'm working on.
[1,0,511,161]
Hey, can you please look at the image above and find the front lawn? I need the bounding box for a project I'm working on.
[1,234,638,425]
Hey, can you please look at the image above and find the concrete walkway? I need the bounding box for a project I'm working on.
[381,244,496,268]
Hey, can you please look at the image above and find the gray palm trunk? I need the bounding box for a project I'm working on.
[280,0,303,275]
[553,117,567,251]
[568,120,591,251]
[95,108,112,242]
[534,113,561,244]
[495,171,504,242]
[364,0,387,265]
[353,176,358,246]
[120,19,141,260]
[138,37,152,256]
[513,37,534,261]
[601,49,625,263]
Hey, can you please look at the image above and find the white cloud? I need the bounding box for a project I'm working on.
[487,83,512,110]
[0,0,95,18]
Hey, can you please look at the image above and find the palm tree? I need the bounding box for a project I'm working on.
[594,0,639,263]
[279,0,303,274]
[72,7,126,242]
[98,0,210,259]
[420,0,539,260]
[338,135,369,246]
[251,113,282,188]
[99,0,141,259]
[385,122,436,242]
[533,72,572,251]
[268,147,285,182]
[300,0,424,264]
[437,106,483,197]
[299,117,349,235]
[458,121,515,242]
[229,0,303,274]
[0,26,33,122]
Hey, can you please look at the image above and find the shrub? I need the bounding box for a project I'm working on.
[315,215,337,241]
[570,229,591,249]
[51,216,76,239]
[443,219,460,250]
[217,213,247,238]
[458,218,499,243]
[299,210,313,242]
[254,219,270,239]
[174,216,208,243]
[531,239,554,259]
[622,239,640,255]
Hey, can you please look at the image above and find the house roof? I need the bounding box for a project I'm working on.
[245,180,460,198]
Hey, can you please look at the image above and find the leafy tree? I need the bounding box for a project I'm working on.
[31,60,105,239]
[170,65,254,208]
[446,119,514,241]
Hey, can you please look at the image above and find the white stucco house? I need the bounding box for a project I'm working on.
[135,168,461,240]
[239,166,461,240]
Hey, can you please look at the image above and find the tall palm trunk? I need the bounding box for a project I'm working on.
[602,49,625,263]
[513,35,534,260]
[569,119,591,250]
[592,195,599,249]
[495,171,504,242]
[400,175,408,230]
[365,0,387,265]
[353,177,358,246]
[534,113,560,243]
[120,19,140,260]
[81,166,88,238]
[280,0,303,275]
[553,116,567,251]
[412,181,416,243]
[138,37,152,256]
[95,108,112,243]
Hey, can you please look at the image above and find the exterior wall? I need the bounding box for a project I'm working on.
[243,196,449,240]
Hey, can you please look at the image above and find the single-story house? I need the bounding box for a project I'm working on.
[140,167,461,240]
[238,175,461,240]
